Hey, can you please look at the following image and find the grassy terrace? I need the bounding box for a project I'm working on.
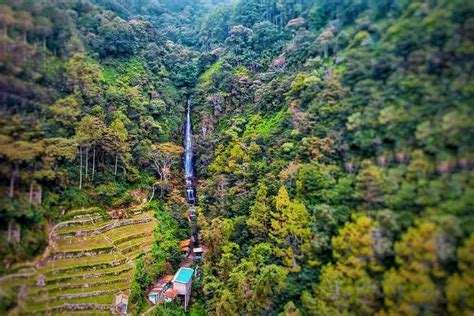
[45,280,130,298]
[39,253,128,274]
[54,235,113,253]
[46,262,133,282]
[57,311,111,316]
[28,270,133,294]
[25,282,129,306]
[5,204,157,314]
[22,293,116,313]
[55,217,107,234]
[107,221,156,243]
[0,274,35,288]
[117,235,154,253]
[55,211,154,235]
[56,311,112,316]
[126,245,154,261]
[64,207,104,218]
[53,215,155,254]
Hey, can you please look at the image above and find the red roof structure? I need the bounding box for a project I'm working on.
[180,239,191,247]
[149,275,173,295]
[180,239,191,253]
[164,288,178,299]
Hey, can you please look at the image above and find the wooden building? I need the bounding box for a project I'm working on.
[164,288,178,302]
[172,267,194,311]
[114,293,128,315]
[148,275,173,305]
[180,239,191,256]
[193,247,203,263]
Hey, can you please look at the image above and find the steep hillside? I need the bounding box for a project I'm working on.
[0,0,473,315]
[190,0,474,314]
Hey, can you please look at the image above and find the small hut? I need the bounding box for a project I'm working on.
[172,267,194,311]
[114,293,128,315]
[148,275,173,305]
[36,274,46,287]
[189,208,197,219]
[193,247,203,263]
[164,288,178,302]
[180,239,191,256]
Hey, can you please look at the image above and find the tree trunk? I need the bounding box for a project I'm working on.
[7,220,12,243]
[29,181,34,203]
[92,146,96,181]
[9,169,14,198]
[79,146,83,189]
[114,154,118,176]
[23,31,27,44]
[148,183,156,203]
[158,171,164,197]
[85,147,89,179]
[3,26,7,38]
[43,37,46,49]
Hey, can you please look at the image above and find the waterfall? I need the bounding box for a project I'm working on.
[184,100,196,204]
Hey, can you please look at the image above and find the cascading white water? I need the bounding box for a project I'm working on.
[184,100,196,204]
[184,100,194,180]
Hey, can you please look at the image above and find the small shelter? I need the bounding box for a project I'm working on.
[148,275,173,305]
[36,274,46,287]
[180,239,191,256]
[164,288,178,302]
[172,267,194,311]
[114,293,128,315]
[193,247,203,263]
[190,208,197,219]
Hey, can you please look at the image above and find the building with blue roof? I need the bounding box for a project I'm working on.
[172,267,194,311]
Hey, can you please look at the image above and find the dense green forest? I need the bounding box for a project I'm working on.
[0,0,473,314]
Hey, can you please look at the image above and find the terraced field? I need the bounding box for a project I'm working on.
[0,205,157,315]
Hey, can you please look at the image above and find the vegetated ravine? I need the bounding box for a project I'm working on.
[0,0,473,315]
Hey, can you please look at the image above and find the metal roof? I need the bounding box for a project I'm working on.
[180,239,191,247]
[165,288,178,298]
[173,267,194,284]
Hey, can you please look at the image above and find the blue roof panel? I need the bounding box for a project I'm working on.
[174,268,194,283]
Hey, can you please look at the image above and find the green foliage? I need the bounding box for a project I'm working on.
[151,203,183,273]
[446,235,474,316]
[381,221,457,315]
[247,184,271,241]
[150,303,186,316]
[271,186,312,271]
[0,0,192,269]
[243,110,287,138]
[130,256,152,307]
[194,0,474,314]
[0,287,17,314]
[198,60,223,88]
[302,215,384,315]
[1,0,473,315]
